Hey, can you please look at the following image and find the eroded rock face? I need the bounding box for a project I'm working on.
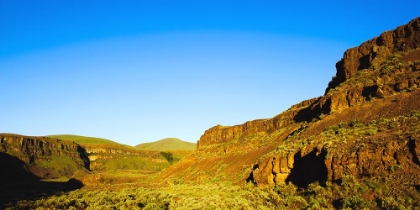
[83,145,169,171]
[293,18,420,120]
[62,140,173,171]
[197,98,318,148]
[326,17,420,93]
[0,134,90,178]
[0,134,171,174]
[252,134,420,187]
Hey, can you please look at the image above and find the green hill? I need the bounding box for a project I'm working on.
[135,138,196,151]
[48,134,121,145]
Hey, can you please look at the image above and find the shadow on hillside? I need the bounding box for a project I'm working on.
[285,148,328,188]
[292,98,325,123]
[0,152,84,207]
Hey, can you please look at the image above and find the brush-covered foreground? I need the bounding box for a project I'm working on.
[47,135,121,145]
[2,170,420,210]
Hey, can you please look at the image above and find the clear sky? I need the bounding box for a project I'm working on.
[1,1,419,145]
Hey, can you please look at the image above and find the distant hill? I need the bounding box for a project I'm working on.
[135,138,196,151]
[47,134,120,145]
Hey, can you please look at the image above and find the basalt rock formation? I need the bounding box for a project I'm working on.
[0,134,89,178]
[83,144,170,171]
[46,135,175,171]
[0,133,173,178]
[157,17,420,192]
[326,17,420,93]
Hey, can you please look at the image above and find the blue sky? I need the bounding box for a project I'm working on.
[1,1,419,145]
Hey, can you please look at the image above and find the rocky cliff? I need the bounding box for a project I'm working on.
[82,144,171,171]
[326,17,420,93]
[0,134,90,178]
[157,17,420,190]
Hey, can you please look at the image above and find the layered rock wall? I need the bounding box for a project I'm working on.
[197,97,319,147]
[80,144,170,171]
[0,134,89,168]
[252,134,420,187]
[0,134,90,178]
[326,17,420,93]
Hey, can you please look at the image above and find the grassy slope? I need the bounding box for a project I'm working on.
[48,134,119,145]
[48,134,136,150]
[135,138,196,151]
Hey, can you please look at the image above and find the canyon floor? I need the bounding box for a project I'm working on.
[2,169,419,209]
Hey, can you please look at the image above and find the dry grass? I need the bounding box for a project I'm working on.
[4,171,420,209]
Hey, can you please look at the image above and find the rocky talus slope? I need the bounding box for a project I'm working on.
[157,17,420,192]
[0,134,89,178]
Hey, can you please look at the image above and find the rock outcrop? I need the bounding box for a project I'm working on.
[249,17,420,187]
[0,133,175,176]
[82,144,170,171]
[326,17,420,93]
[0,134,90,178]
[197,98,317,147]
[252,116,420,187]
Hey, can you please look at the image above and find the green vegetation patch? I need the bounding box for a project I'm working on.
[135,138,196,151]
[35,155,82,177]
[94,155,171,172]
[48,134,118,145]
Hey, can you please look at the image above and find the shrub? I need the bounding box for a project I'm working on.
[288,196,308,209]
[338,122,350,129]
[365,127,377,136]
[380,196,403,210]
[325,125,339,132]
[382,65,394,74]
[342,195,373,209]
[389,164,403,172]
[351,119,364,128]
[160,152,174,164]
[410,109,420,117]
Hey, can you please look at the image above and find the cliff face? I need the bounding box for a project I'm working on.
[252,104,420,187]
[158,17,420,188]
[0,134,90,178]
[197,98,317,147]
[81,144,171,171]
[0,133,175,177]
[326,17,420,93]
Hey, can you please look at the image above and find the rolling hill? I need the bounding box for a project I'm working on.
[135,138,196,151]
[47,134,122,145]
